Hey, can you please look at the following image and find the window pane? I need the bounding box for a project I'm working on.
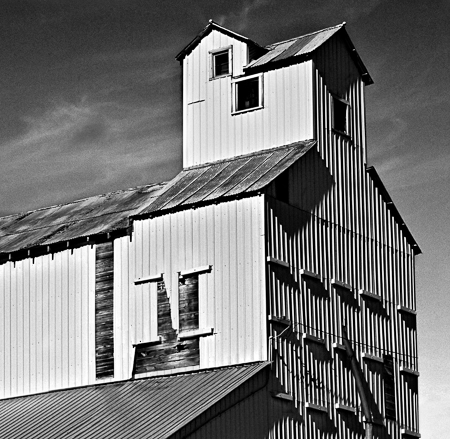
[236,78,259,111]
[214,52,229,76]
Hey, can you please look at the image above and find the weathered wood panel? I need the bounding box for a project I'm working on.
[134,280,200,374]
[95,242,114,378]
[179,275,199,332]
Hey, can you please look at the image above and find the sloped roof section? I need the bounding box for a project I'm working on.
[0,182,167,255]
[246,23,373,84]
[176,19,265,61]
[137,140,316,217]
[0,362,270,439]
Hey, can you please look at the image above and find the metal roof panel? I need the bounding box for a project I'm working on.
[0,362,269,439]
[0,183,166,255]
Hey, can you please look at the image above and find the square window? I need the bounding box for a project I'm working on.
[211,48,231,78]
[213,51,229,77]
[233,74,263,113]
[333,96,348,134]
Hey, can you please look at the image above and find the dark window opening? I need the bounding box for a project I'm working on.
[383,354,396,420]
[333,97,348,133]
[236,77,260,111]
[275,170,290,204]
[213,51,229,77]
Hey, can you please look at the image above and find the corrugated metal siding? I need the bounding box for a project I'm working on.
[263,54,419,436]
[114,196,267,380]
[0,246,96,398]
[0,362,269,439]
[183,31,315,167]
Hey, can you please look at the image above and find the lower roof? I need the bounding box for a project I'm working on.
[0,362,270,439]
[0,140,315,256]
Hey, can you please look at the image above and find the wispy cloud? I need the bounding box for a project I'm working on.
[0,94,181,213]
[217,0,271,32]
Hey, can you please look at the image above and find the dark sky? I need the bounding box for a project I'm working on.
[0,1,448,434]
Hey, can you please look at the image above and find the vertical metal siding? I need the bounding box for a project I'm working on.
[183,30,314,167]
[263,34,418,437]
[0,246,96,398]
[113,196,267,380]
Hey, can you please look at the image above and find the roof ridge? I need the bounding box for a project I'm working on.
[265,22,345,49]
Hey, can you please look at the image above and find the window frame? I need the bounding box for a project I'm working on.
[231,73,264,115]
[210,46,232,79]
[332,94,350,136]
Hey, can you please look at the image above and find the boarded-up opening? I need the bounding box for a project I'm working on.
[179,275,199,332]
[133,280,200,374]
[95,241,114,378]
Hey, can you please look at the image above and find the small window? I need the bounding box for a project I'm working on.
[333,96,349,134]
[233,74,263,113]
[211,47,231,78]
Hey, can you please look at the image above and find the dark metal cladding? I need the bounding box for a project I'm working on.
[0,362,270,439]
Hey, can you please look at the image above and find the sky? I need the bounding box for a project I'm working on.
[0,0,448,436]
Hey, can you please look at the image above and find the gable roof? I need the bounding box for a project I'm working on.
[176,21,372,85]
[245,23,373,84]
[175,19,266,62]
[0,362,270,439]
[136,140,316,217]
[0,140,315,257]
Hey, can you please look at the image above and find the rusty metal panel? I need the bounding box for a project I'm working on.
[0,362,269,439]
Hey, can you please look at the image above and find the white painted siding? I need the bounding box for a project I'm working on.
[183,30,314,167]
[114,196,267,380]
[0,246,96,398]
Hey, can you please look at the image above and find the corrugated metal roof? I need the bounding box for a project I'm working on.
[138,140,316,217]
[0,362,270,439]
[0,182,167,255]
[245,23,373,84]
[246,23,344,69]
[0,141,315,256]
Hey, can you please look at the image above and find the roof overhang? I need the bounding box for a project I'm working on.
[367,166,421,254]
[244,23,373,86]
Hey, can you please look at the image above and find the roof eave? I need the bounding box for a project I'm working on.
[366,166,421,254]
[244,24,373,86]
[339,27,373,85]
